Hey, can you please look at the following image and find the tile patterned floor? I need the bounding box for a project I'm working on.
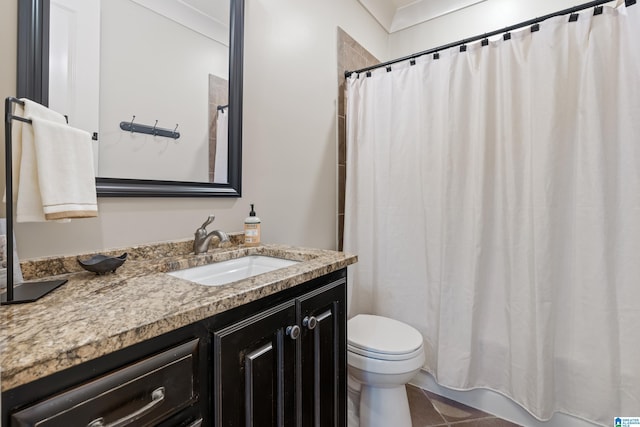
[407,385,523,427]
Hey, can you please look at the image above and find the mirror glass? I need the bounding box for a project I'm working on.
[17,0,243,196]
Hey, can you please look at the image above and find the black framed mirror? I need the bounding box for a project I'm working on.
[16,0,243,197]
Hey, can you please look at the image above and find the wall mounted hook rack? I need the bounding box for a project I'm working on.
[120,116,180,139]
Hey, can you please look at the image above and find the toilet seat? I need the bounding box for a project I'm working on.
[348,343,424,361]
[348,314,424,361]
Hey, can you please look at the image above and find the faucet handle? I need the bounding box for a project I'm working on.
[200,215,215,230]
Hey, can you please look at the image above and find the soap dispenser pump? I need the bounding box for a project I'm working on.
[244,204,261,246]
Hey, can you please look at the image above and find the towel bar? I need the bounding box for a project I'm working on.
[2,97,67,305]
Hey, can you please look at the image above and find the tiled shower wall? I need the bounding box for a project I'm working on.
[337,28,380,250]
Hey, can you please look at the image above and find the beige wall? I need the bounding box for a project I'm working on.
[0,1,17,218]
[2,0,388,259]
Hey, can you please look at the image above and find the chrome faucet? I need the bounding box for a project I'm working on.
[194,215,230,254]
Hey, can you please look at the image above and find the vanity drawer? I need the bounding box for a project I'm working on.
[11,339,200,427]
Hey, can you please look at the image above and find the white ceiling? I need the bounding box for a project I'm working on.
[134,0,485,42]
[388,0,419,7]
[359,0,487,33]
[181,0,229,25]
[131,0,229,45]
[389,0,419,8]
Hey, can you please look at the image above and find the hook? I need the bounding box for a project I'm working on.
[152,119,158,135]
[129,115,136,133]
[173,124,179,138]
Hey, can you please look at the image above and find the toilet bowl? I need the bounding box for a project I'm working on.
[347,314,425,427]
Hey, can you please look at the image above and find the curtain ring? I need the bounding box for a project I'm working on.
[129,115,135,133]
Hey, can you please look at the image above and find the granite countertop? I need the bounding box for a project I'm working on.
[0,236,357,392]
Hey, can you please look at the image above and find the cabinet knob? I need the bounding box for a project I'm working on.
[286,325,301,340]
[302,316,317,330]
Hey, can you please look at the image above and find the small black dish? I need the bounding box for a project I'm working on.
[77,253,128,275]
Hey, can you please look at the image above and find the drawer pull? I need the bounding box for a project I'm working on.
[87,386,165,427]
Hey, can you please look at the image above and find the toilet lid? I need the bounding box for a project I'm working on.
[348,314,423,356]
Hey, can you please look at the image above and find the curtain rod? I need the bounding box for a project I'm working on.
[345,0,636,78]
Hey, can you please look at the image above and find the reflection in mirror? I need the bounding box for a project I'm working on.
[17,0,243,196]
[50,0,229,183]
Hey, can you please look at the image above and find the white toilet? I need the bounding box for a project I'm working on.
[347,314,425,427]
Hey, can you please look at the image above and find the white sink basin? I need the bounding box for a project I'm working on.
[167,255,299,286]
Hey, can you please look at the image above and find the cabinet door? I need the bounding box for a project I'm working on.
[213,301,298,427]
[298,279,347,427]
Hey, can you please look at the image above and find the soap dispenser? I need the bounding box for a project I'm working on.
[244,204,261,246]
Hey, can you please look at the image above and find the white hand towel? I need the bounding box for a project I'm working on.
[31,118,97,220]
[13,99,68,222]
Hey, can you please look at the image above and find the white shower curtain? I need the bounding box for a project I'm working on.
[214,108,229,183]
[344,4,640,425]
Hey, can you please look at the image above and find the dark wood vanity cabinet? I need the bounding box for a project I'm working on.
[212,277,346,427]
[1,269,346,427]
